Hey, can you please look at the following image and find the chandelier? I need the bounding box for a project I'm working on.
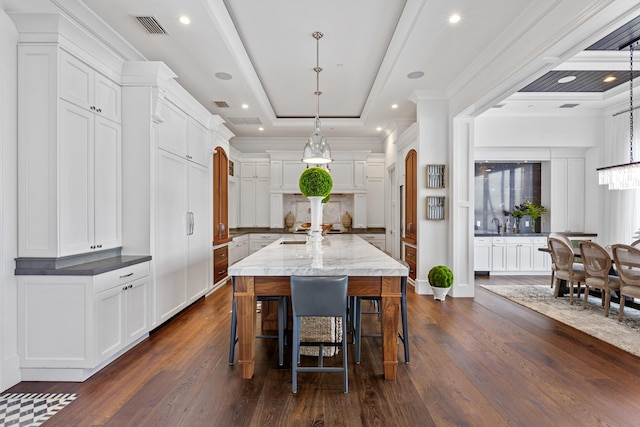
[302,31,332,165]
[598,40,640,190]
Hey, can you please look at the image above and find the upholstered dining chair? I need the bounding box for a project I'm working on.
[547,232,575,288]
[229,277,287,367]
[579,241,620,317]
[290,275,349,394]
[548,236,585,304]
[612,244,640,322]
[631,239,640,248]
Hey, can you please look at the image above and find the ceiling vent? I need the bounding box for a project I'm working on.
[213,101,230,108]
[559,103,579,108]
[492,103,506,108]
[135,16,168,35]
[228,117,262,125]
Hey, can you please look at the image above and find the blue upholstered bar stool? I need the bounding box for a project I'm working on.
[354,260,409,364]
[228,277,286,367]
[290,275,349,394]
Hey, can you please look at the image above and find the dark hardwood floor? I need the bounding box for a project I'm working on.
[8,275,640,426]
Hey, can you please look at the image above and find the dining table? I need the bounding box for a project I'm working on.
[227,233,408,380]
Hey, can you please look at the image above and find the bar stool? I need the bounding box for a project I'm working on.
[354,260,410,364]
[290,275,349,394]
[228,277,286,367]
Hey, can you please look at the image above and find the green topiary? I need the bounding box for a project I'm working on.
[322,193,331,204]
[428,265,453,288]
[299,167,333,197]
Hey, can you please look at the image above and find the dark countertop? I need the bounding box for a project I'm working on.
[475,232,597,237]
[15,253,152,276]
[230,227,386,237]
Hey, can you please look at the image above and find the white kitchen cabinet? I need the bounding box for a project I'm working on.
[474,237,492,271]
[270,160,283,189]
[360,234,385,252]
[366,178,385,227]
[282,161,307,192]
[240,177,270,227]
[249,233,281,254]
[96,272,149,363]
[353,194,367,229]
[18,45,121,258]
[330,161,355,191]
[550,158,585,233]
[354,161,366,189]
[533,236,551,271]
[157,100,210,167]
[270,193,284,229]
[18,261,150,381]
[60,49,121,123]
[491,237,507,271]
[229,234,249,265]
[366,162,385,179]
[156,149,210,324]
[241,161,270,178]
[506,237,534,271]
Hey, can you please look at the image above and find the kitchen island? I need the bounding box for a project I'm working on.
[228,234,408,380]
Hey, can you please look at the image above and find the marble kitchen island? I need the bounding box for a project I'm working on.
[228,234,408,380]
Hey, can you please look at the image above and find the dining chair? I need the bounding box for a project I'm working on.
[354,260,410,364]
[290,275,349,394]
[579,241,620,317]
[229,277,287,367]
[611,244,640,322]
[548,236,585,304]
[631,239,640,248]
[547,232,575,288]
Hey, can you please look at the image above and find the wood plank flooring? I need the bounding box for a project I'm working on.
[8,275,640,426]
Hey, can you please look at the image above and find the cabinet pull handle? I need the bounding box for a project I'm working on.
[123,286,128,291]
[96,108,102,113]
[187,212,194,235]
[90,106,96,111]
[120,272,134,278]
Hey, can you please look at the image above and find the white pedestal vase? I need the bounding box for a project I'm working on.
[430,286,450,301]
[307,196,324,245]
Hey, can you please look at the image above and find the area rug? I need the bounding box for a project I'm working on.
[0,393,77,427]
[479,284,640,358]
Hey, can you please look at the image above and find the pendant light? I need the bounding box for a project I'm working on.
[598,40,640,190]
[302,31,332,165]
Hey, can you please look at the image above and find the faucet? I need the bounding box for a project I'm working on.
[491,217,501,234]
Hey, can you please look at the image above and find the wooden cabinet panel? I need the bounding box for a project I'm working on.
[214,246,229,284]
[404,150,417,244]
[405,245,416,280]
[213,147,230,245]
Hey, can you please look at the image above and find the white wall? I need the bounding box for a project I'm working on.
[0,8,20,391]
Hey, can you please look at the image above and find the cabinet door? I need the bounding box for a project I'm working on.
[93,115,121,251]
[331,161,354,190]
[270,160,282,189]
[354,161,366,189]
[240,177,256,226]
[94,72,121,123]
[366,162,385,179]
[187,162,210,302]
[366,178,385,227]
[474,239,492,271]
[256,162,271,178]
[60,50,93,111]
[353,194,367,229]
[157,100,188,158]
[59,100,93,256]
[213,147,229,245]
[96,285,125,363]
[188,119,209,166]
[506,243,519,271]
[491,243,506,271]
[270,193,284,229]
[283,161,307,191]
[404,150,417,244]
[156,149,189,323]
[255,178,271,227]
[125,277,150,344]
[519,243,534,271]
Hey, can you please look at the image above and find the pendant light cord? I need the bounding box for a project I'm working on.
[313,31,323,122]
[630,43,634,163]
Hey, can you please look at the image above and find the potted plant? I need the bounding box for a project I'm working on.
[428,265,453,301]
[512,202,527,233]
[523,200,547,233]
[299,167,333,240]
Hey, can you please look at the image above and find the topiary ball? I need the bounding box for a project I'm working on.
[299,167,333,197]
[428,265,453,288]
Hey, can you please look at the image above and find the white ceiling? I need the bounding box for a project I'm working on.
[3,0,640,152]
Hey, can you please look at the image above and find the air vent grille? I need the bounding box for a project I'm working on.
[228,117,262,125]
[214,101,230,108]
[135,16,168,35]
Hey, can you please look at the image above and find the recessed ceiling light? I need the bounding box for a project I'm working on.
[407,71,424,79]
[603,75,617,83]
[376,127,382,132]
[557,75,576,84]
[258,127,264,131]
[179,16,191,25]
[391,104,398,109]
[242,104,249,109]
[215,72,233,80]
[449,14,461,24]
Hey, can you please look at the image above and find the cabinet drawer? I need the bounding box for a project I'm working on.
[214,246,229,282]
[95,261,150,293]
[406,259,416,281]
[405,245,416,262]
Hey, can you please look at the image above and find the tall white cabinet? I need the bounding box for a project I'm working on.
[18,44,122,258]
[120,62,230,328]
